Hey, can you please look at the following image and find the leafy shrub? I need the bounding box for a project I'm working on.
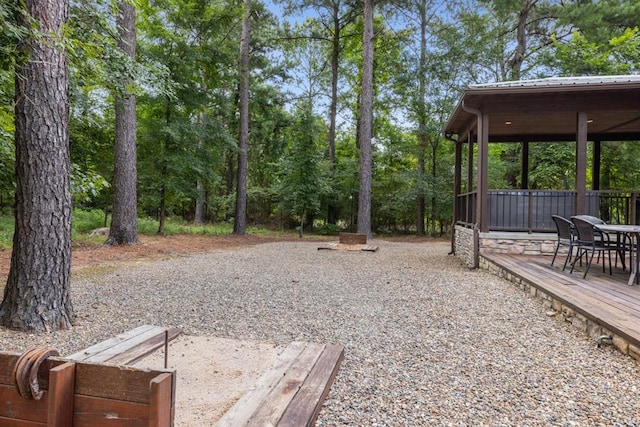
[72,209,107,233]
[314,223,342,235]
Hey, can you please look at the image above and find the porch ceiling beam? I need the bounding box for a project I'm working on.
[483,132,640,143]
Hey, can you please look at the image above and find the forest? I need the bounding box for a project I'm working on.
[2,0,640,239]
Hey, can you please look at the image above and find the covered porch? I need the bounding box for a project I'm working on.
[443,75,640,268]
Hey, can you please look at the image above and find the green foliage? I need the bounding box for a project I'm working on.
[71,165,110,205]
[137,216,233,236]
[528,143,576,190]
[0,214,13,249]
[72,209,107,233]
[552,28,640,75]
[313,222,342,235]
[276,101,330,223]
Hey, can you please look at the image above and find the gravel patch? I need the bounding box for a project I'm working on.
[1,240,639,425]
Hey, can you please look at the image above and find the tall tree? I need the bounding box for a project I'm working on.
[277,100,329,237]
[357,0,374,236]
[107,1,138,245]
[0,0,73,331]
[415,0,429,235]
[234,0,251,235]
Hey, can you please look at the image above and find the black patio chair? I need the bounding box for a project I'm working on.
[569,216,615,279]
[573,215,629,270]
[551,215,575,271]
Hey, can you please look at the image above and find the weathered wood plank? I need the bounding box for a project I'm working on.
[74,363,171,404]
[216,341,307,426]
[72,395,149,426]
[278,344,345,427]
[67,325,181,365]
[247,342,325,426]
[105,327,182,366]
[0,417,45,427]
[47,362,75,427]
[67,325,159,361]
[0,384,48,422]
[149,373,174,427]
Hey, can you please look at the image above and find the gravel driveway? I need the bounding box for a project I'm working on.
[1,239,639,425]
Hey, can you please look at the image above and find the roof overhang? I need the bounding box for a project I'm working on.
[443,75,640,142]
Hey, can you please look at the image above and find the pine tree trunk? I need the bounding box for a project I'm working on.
[357,0,374,237]
[416,0,428,235]
[0,0,74,332]
[107,1,138,246]
[194,110,206,225]
[234,0,251,235]
[327,1,341,225]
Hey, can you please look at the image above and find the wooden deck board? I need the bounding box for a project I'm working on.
[66,325,181,365]
[216,341,344,427]
[483,253,640,349]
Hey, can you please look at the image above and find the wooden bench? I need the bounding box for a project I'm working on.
[217,341,344,427]
[67,324,182,365]
[0,325,181,426]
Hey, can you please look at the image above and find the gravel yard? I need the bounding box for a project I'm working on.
[1,239,639,425]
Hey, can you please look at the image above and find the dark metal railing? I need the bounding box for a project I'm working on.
[455,190,640,232]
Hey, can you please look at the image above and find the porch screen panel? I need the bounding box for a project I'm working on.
[531,191,575,232]
[488,191,528,231]
[488,191,576,232]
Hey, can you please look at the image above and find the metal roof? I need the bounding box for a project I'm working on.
[469,75,640,90]
[443,75,640,142]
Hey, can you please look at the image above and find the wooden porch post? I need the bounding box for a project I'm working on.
[593,139,601,190]
[467,131,474,224]
[452,138,462,254]
[521,141,529,189]
[478,112,489,232]
[576,112,588,214]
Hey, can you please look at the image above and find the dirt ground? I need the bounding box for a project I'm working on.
[0,232,434,278]
[0,233,305,280]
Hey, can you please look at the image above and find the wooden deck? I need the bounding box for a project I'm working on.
[482,252,640,359]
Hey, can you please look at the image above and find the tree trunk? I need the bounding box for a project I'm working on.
[416,0,428,235]
[194,110,206,225]
[0,0,74,332]
[357,0,374,237]
[158,177,166,236]
[326,1,341,225]
[507,0,535,80]
[416,140,426,235]
[107,1,138,246]
[234,0,251,235]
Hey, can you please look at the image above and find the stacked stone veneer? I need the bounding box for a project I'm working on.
[454,225,559,268]
[453,226,475,268]
[479,255,640,362]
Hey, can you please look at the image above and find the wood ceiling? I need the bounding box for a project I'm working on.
[443,77,640,143]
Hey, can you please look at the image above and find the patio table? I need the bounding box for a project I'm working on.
[595,224,640,286]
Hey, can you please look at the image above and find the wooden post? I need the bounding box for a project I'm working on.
[48,362,76,427]
[478,112,490,232]
[467,131,474,224]
[593,139,601,190]
[149,373,174,427]
[452,137,462,254]
[521,141,529,190]
[576,112,588,214]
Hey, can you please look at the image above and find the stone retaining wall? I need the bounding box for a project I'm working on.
[454,226,475,268]
[454,225,562,267]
